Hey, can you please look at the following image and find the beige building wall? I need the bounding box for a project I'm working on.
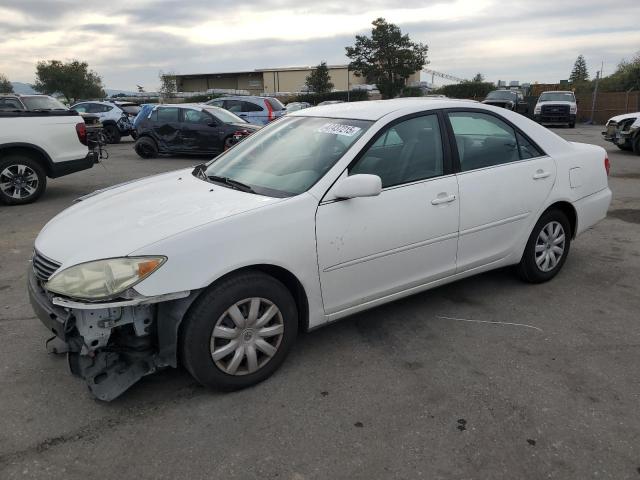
[176,66,417,94]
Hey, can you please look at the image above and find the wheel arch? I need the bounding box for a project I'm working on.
[542,200,577,238]
[0,143,53,176]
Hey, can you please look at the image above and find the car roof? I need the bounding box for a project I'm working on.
[540,91,574,94]
[291,98,483,121]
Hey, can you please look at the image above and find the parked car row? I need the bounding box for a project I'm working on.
[70,101,140,143]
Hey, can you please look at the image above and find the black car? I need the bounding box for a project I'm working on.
[134,105,260,159]
[482,90,529,115]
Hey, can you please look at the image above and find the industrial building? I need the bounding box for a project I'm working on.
[175,65,420,95]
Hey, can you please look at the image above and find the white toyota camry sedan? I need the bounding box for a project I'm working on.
[28,99,612,400]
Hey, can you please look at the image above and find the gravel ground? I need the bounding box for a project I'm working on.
[0,126,639,479]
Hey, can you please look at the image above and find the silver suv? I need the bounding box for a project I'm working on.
[206,96,285,125]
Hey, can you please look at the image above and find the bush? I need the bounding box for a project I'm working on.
[399,86,424,97]
[288,90,369,105]
[436,82,495,100]
[186,94,221,103]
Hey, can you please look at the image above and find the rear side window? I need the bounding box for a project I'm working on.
[448,111,519,171]
[516,132,543,159]
[72,104,90,113]
[0,98,24,110]
[242,101,263,112]
[224,100,243,113]
[266,98,285,111]
[157,107,179,122]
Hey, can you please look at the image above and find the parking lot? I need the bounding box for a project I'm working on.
[0,125,639,479]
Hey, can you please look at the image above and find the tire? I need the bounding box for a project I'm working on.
[103,124,121,144]
[130,130,138,141]
[180,271,298,391]
[0,154,47,205]
[633,135,640,156]
[517,209,571,283]
[616,143,632,151]
[569,122,576,128]
[134,137,158,159]
[224,135,236,150]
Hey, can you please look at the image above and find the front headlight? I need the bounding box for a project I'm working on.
[570,105,577,114]
[534,105,541,114]
[46,256,166,301]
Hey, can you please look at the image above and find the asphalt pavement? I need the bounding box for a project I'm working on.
[0,126,639,479]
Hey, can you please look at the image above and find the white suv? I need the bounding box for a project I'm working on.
[70,101,140,143]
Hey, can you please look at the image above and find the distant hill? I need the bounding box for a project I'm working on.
[11,82,37,94]
[9,83,137,98]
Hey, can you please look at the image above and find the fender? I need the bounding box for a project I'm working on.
[0,142,55,175]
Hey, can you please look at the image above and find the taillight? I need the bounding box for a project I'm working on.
[264,99,274,121]
[76,122,87,146]
[604,155,610,176]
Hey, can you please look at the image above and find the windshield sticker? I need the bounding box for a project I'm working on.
[316,123,362,137]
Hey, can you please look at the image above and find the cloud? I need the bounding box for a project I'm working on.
[0,0,638,90]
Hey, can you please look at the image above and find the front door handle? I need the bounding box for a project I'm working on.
[533,170,551,180]
[431,193,457,205]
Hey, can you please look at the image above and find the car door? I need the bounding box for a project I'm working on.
[241,100,265,125]
[181,108,221,154]
[153,107,182,152]
[316,113,459,315]
[446,109,556,272]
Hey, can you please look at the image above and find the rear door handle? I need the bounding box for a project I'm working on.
[431,193,457,205]
[533,170,551,180]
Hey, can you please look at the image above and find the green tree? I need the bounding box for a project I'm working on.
[346,18,428,99]
[34,60,105,103]
[159,71,177,99]
[569,55,589,83]
[471,73,485,83]
[305,62,334,94]
[0,73,13,93]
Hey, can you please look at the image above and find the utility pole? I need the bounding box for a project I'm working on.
[589,61,603,124]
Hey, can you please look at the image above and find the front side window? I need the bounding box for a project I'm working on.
[224,100,243,113]
[183,109,211,124]
[0,98,24,110]
[448,111,520,171]
[350,114,444,188]
[203,117,371,197]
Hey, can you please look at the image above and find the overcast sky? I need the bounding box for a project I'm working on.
[2,0,639,91]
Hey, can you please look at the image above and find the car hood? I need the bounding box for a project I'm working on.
[536,101,575,107]
[607,112,640,123]
[35,168,283,268]
[482,99,514,104]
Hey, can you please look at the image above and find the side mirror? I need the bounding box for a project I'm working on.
[333,174,382,199]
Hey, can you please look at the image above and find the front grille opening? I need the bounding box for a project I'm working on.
[32,250,62,282]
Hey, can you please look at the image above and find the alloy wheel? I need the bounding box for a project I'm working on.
[0,164,39,200]
[210,297,284,376]
[535,221,565,272]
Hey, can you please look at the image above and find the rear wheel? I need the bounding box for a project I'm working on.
[0,154,47,205]
[617,143,632,151]
[517,209,571,283]
[103,124,121,144]
[180,271,298,391]
[134,137,158,159]
[569,122,576,128]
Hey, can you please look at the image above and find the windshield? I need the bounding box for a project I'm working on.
[22,96,67,110]
[539,92,575,102]
[202,116,372,197]
[486,91,516,101]
[204,107,246,124]
[286,103,305,112]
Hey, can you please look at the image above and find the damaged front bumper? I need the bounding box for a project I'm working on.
[28,268,198,401]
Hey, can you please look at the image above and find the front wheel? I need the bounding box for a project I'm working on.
[569,122,576,128]
[0,155,47,205]
[180,271,298,390]
[633,135,640,156]
[517,210,571,283]
[134,137,158,159]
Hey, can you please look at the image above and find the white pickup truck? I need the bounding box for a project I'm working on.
[0,110,95,205]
